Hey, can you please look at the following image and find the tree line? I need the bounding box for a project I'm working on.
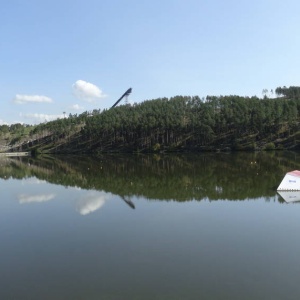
[2,85,300,153]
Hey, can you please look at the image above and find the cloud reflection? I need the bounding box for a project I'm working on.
[21,178,47,185]
[18,193,56,204]
[76,192,109,215]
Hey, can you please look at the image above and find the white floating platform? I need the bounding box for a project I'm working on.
[277,170,300,191]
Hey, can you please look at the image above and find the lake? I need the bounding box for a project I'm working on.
[1,152,300,300]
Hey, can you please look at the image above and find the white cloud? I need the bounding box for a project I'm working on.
[70,104,84,110]
[72,80,106,102]
[18,193,56,204]
[0,119,8,125]
[13,94,53,104]
[20,113,65,123]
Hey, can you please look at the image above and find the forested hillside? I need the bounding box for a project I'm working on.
[2,86,300,153]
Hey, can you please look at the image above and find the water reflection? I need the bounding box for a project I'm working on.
[18,193,56,204]
[2,152,300,300]
[76,191,109,215]
[1,151,300,205]
[277,191,300,203]
[121,196,135,209]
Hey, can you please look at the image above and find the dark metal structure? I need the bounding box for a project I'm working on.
[110,88,132,109]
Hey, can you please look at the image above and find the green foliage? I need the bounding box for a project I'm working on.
[0,125,9,134]
[152,143,161,152]
[31,147,42,156]
[9,136,21,145]
[264,142,276,150]
[276,144,285,150]
[275,86,300,99]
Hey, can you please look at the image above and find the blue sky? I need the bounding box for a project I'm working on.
[1,0,300,125]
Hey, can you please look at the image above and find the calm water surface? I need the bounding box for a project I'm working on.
[1,152,300,300]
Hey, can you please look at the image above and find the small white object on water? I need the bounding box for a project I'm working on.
[277,170,300,191]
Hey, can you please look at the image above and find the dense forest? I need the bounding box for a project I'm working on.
[1,85,300,153]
